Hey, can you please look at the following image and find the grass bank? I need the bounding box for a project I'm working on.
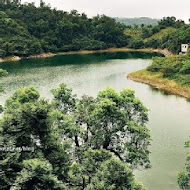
[127,70,190,99]
[0,48,172,63]
[58,48,173,57]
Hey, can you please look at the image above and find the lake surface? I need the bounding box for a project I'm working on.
[1,51,190,190]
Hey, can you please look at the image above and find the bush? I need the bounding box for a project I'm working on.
[147,56,185,76]
[180,61,190,74]
[131,39,144,49]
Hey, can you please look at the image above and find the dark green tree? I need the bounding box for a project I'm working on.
[0,84,150,189]
[53,84,150,169]
[11,159,67,190]
[0,87,71,189]
[178,139,190,190]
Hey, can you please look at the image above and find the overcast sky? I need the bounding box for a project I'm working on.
[22,0,190,22]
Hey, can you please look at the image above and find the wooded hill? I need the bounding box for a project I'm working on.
[0,0,128,58]
[0,1,189,58]
[125,17,190,53]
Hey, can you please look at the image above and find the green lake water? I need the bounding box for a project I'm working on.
[0,51,190,190]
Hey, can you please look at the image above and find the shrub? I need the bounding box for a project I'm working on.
[180,61,190,74]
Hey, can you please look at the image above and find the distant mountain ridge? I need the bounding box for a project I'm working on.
[114,17,160,26]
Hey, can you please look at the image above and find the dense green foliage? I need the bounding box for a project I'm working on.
[146,53,190,86]
[0,69,8,78]
[0,0,128,58]
[0,0,189,58]
[0,83,150,189]
[115,17,159,27]
[125,17,190,53]
[178,139,190,189]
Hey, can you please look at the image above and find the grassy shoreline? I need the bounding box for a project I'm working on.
[127,70,190,99]
[0,48,172,63]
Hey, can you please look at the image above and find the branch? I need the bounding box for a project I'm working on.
[106,148,123,161]
[75,136,79,147]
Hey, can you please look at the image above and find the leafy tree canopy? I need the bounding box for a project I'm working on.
[178,139,190,190]
[0,83,150,189]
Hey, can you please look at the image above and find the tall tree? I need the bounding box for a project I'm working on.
[0,84,150,189]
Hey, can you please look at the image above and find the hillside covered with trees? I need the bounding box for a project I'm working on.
[0,1,189,59]
[0,0,128,58]
[125,16,190,53]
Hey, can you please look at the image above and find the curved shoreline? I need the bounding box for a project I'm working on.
[0,48,173,63]
[127,70,190,99]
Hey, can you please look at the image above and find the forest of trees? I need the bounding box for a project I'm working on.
[125,16,190,53]
[0,0,189,59]
[0,0,128,58]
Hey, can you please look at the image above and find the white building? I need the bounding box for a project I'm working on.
[181,44,189,54]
